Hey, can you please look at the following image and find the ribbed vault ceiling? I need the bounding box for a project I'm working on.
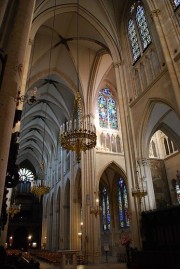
[16,0,124,173]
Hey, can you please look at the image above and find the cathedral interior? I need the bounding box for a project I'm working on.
[0,0,180,268]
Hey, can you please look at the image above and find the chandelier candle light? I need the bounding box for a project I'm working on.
[15,87,37,106]
[31,161,50,201]
[9,203,21,219]
[60,108,97,163]
[90,197,102,218]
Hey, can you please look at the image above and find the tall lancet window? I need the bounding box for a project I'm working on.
[128,1,152,63]
[136,5,151,50]
[98,88,118,129]
[128,19,141,62]
[102,186,111,231]
[118,178,130,228]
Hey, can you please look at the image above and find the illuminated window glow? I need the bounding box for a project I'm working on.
[98,88,118,129]
[102,187,110,231]
[118,178,130,228]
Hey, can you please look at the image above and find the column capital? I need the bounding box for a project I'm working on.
[137,158,150,167]
[113,61,123,68]
[29,38,34,46]
[151,9,160,18]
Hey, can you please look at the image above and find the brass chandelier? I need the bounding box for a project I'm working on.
[60,0,96,162]
[90,198,102,218]
[9,203,21,219]
[60,92,96,162]
[31,161,50,201]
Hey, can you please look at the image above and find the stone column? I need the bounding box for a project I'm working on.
[41,195,48,249]
[46,199,51,249]
[51,190,57,250]
[60,148,66,249]
[136,158,156,212]
[114,61,141,249]
[0,0,35,243]
[81,147,100,263]
[69,155,80,251]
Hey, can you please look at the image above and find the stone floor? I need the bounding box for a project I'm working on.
[77,263,127,269]
[34,257,127,269]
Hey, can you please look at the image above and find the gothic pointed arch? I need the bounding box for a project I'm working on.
[98,162,130,254]
[137,100,180,158]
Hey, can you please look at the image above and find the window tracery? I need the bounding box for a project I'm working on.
[18,168,34,182]
[118,178,130,228]
[128,19,141,62]
[164,136,177,156]
[98,88,118,130]
[128,1,152,63]
[171,0,180,9]
[101,186,111,231]
[136,5,151,50]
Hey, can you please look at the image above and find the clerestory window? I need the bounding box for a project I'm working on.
[98,88,118,130]
[128,1,152,63]
[171,0,180,9]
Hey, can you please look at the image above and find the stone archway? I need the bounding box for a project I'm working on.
[138,101,180,210]
[98,162,129,262]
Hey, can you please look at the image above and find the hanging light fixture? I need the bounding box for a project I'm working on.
[15,36,38,107]
[15,87,37,106]
[60,0,96,162]
[31,159,50,201]
[8,188,21,219]
[90,192,102,218]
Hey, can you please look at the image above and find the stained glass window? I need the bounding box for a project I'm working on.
[128,19,141,62]
[136,6,151,50]
[128,1,152,63]
[171,0,180,9]
[18,168,34,182]
[98,88,118,129]
[118,178,130,228]
[102,187,110,231]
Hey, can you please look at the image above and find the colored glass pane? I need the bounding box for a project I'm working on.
[118,178,130,228]
[136,6,151,50]
[18,168,34,182]
[128,19,141,62]
[98,93,108,128]
[102,187,110,230]
[172,0,180,8]
[98,88,118,129]
[108,98,118,129]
